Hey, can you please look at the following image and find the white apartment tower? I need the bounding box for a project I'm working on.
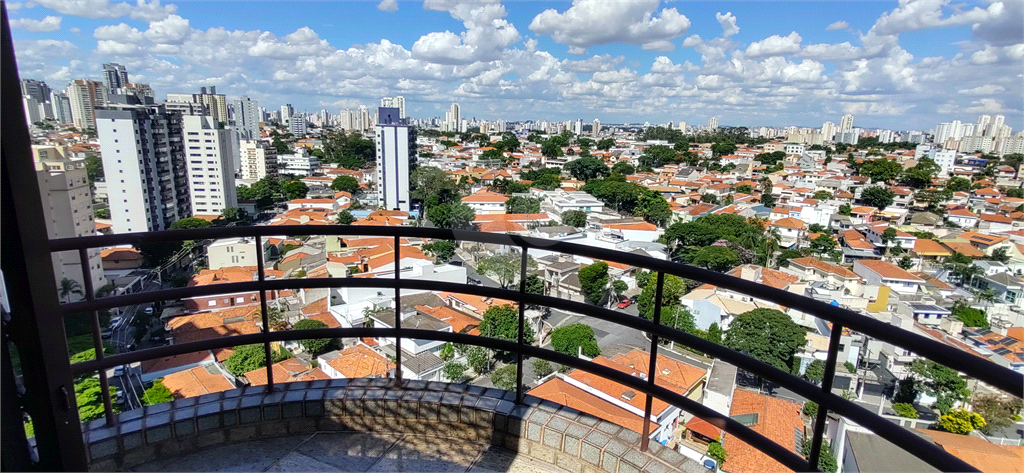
[678,121,687,133]
[66,80,106,131]
[181,115,238,216]
[445,103,460,133]
[708,117,718,131]
[239,139,278,180]
[96,103,191,233]
[821,121,836,141]
[280,104,294,126]
[289,114,307,136]
[376,107,413,212]
[167,87,228,124]
[233,96,260,140]
[592,119,601,137]
[840,114,855,132]
[381,96,406,119]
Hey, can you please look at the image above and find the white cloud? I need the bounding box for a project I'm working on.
[973,0,1022,46]
[561,54,625,73]
[1005,43,1024,59]
[958,84,1006,95]
[966,98,1006,113]
[870,0,1004,37]
[411,1,520,64]
[143,14,191,44]
[377,0,398,12]
[745,32,802,57]
[6,2,27,12]
[716,12,739,37]
[529,0,690,54]
[826,20,848,31]
[842,101,915,115]
[650,56,683,74]
[971,46,999,64]
[10,16,61,32]
[30,0,175,21]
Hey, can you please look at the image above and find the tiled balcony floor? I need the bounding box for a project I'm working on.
[131,432,569,472]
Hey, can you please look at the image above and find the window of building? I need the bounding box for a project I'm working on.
[208,300,216,307]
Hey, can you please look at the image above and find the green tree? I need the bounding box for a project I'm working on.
[801,436,838,472]
[578,262,609,304]
[804,359,825,384]
[466,346,490,374]
[142,378,174,406]
[897,255,914,270]
[76,377,120,422]
[937,408,986,435]
[58,277,84,303]
[330,176,360,193]
[224,344,274,377]
[478,304,535,346]
[292,318,335,355]
[707,442,727,466]
[562,210,587,228]
[84,154,104,186]
[860,186,895,210]
[219,207,248,224]
[411,167,464,216]
[94,208,110,219]
[490,364,518,390]
[838,203,852,216]
[532,358,554,378]
[282,180,309,200]
[990,247,1011,264]
[723,309,806,371]
[710,141,737,157]
[477,252,530,288]
[803,401,818,417]
[705,322,723,344]
[611,162,635,175]
[760,177,775,208]
[808,234,837,256]
[635,190,672,226]
[336,210,356,225]
[427,202,475,230]
[860,158,903,182]
[564,156,610,181]
[951,300,988,328]
[892,402,919,419]
[691,245,740,272]
[550,323,600,358]
[639,145,679,168]
[170,217,212,230]
[596,138,616,150]
[612,280,628,297]
[541,139,564,158]
[701,193,719,204]
[972,393,1024,435]
[505,196,541,214]
[736,184,753,194]
[422,240,456,263]
[442,361,468,382]
[902,157,942,188]
[812,190,833,200]
[946,176,972,192]
[909,359,970,413]
[637,274,686,320]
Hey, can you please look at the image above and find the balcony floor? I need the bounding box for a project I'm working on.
[130,431,569,472]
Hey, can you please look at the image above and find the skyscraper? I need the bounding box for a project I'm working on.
[167,87,228,124]
[181,115,238,216]
[592,118,601,137]
[289,114,307,136]
[840,114,854,132]
[376,107,414,212]
[678,121,687,132]
[239,140,278,181]
[381,96,406,119]
[96,100,191,233]
[66,80,106,131]
[444,103,460,133]
[233,96,260,140]
[280,104,294,126]
[821,121,836,141]
[50,90,73,124]
[708,117,718,131]
[102,63,129,92]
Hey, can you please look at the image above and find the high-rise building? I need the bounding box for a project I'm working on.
[381,96,406,119]
[678,121,687,133]
[445,103,460,133]
[239,139,278,181]
[167,87,228,124]
[821,121,836,141]
[49,90,73,124]
[102,63,129,92]
[289,114,307,136]
[280,104,294,126]
[976,115,992,136]
[233,96,260,141]
[839,114,854,132]
[66,80,105,131]
[21,79,51,104]
[120,83,155,103]
[96,101,191,233]
[376,107,414,212]
[33,149,106,299]
[181,115,238,216]
[358,106,371,133]
[592,119,601,137]
[707,117,718,131]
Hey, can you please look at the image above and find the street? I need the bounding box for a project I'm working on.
[106,280,162,410]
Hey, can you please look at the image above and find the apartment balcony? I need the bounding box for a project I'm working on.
[2,16,1021,473]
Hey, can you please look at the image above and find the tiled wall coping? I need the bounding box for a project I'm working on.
[84,378,702,473]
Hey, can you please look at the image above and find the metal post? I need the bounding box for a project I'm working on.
[809,323,844,469]
[640,272,665,452]
[255,237,273,392]
[515,247,529,404]
[0,4,89,467]
[79,248,115,425]
[393,235,402,383]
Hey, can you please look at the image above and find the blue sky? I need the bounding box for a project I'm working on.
[8,0,1023,130]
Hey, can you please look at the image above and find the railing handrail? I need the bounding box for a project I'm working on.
[51,225,1023,397]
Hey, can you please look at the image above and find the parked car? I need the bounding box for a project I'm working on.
[100,330,112,339]
[618,299,631,309]
[116,389,124,405]
[144,306,154,314]
[468,277,482,286]
[629,295,639,303]
[109,316,123,328]
[113,365,124,377]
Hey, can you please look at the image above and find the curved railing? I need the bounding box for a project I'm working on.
[47,226,1024,472]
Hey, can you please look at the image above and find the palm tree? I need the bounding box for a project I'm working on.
[58,278,83,303]
[974,288,996,306]
[764,227,781,267]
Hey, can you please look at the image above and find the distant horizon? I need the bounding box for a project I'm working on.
[9,0,1022,130]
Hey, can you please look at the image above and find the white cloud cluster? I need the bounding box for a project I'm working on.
[9,0,1022,129]
[10,15,61,31]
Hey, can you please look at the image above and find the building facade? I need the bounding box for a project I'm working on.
[35,164,106,299]
[239,139,278,180]
[376,107,413,212]
[182,115,238,216]
[233,96,260,140]
[66,79,106,131]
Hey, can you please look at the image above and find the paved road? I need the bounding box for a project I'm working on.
[450,254,502,289]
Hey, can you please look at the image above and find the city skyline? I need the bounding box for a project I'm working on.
[7,0,1023,130]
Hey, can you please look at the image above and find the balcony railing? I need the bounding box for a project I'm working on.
[2,12,1021,472]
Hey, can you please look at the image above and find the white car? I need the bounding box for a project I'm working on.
[109,317,123,328]
[113,365,124,377]
[116,389,124,404]
[144,306,154,315]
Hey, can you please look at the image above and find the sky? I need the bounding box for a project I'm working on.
[8,0,1024,131]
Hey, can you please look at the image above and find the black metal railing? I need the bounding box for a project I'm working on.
[30,225,1020,473]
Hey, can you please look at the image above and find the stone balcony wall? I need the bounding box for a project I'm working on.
[83,378,702,473]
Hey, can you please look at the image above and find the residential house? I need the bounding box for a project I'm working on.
[461,190,508,214]
[771,218,805,248]
[946,208,979,228]
[979,213,1014,233]
[681,265,804,330]
[720,389,806,473]
[782,257,863,293]
[852,260,923,295]
[317,343,395,380]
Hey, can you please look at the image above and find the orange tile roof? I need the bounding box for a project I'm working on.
[914,239,952,256]
[772,217,805,230]
[980,213,1013,224]
[604,222,658,231]
[461,191,509,203]
[364,245,429,271]
[723,389,804,473]
[528,377,645,433]
[942,241,986,258]
[417,305,481,335]
[727,265,800,290]
[856,259,923,281]
[684,415,722,441]
[477,220,528,233]
[473,213,551,222]
[958,231,1008,246]
[437,292,517,315]
[281,251,311,265]
[300,298,340,328]
[100,247,142,260]
[188,266,257,287]
[160,365,234,399]
[912,271,953,291]
[324,344,394,379]
[243,358,330,386]
[915,429,1024,473]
